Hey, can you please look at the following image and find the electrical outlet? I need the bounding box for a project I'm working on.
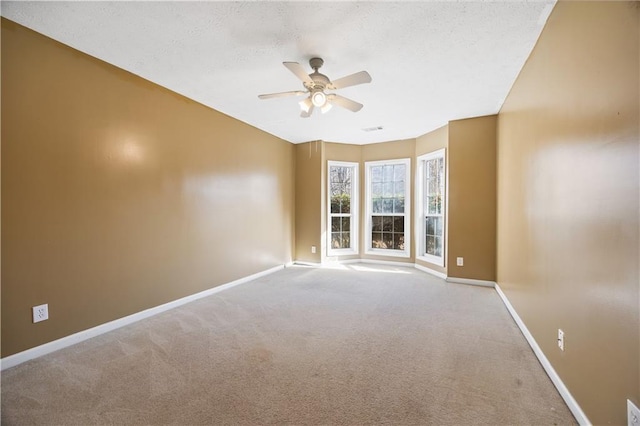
[32,304,49,323]
[557,329,564,351]
[629,400,640,426]
[456,257,464,266]
[311,246,316,254]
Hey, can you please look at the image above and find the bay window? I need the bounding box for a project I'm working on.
[365,158,411,257]
[327,161,359,255]
[416,149,445,266]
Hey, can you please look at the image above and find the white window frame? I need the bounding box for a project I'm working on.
[327,161,359,256]
[416,149,446,266]
[364,158,411,258]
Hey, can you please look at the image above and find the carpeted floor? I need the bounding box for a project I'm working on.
[1,264,576,425]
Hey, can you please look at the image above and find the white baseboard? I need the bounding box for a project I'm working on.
[1,264,286,371]
[446,277,496,288]
[292,261,322,267]
[332,259,360,265]
[414,263,447,279]
[494,284,590,425]
[358,259,415,267]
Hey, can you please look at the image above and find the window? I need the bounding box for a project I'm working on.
[416,149,445,266]
[365,158,411,257]
[327,161,359,256]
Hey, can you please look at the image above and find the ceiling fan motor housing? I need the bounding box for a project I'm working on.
[305,57,330,91]
[309,57,324,70]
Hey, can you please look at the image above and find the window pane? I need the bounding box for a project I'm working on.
[435,217,443,235]
[341,233,351,249]
[383,233,394,249]
[331,216,341,232]
[426,217,435,235]
[393,164,406,182]
[434,236,443,257]
[428,177,439,195]
[372,232,383,248]
[372,216,382,232]
[341,195,351,214]
[394,181,405,197]
[428,196,440,214]
[330,167,341,183]
[393,198,404,214]
[343,180,352,195]
[383,165,394,182]
[382,199,393,213]
[331,233,342,249]
[393,216,404,233]
[426,236,436,255]
[393,233,404,250]
[342,217,351,232]
[372,166,383,182]
[372,183,382,197]
[383,182,393,198]
[372,198,382,214]
[382,216,393,232]
[331,195,340,213]
[343,167,352,182]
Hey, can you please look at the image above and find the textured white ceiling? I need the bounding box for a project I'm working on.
[2,1,555,144]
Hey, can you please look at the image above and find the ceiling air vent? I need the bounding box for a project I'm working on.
[362,126,384,132]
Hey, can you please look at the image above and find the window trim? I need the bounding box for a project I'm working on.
[415,149,446,266]
[364,158,411,258]
[327,160,359,256]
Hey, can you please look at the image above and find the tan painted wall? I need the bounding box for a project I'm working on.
[294,141,323,263]
[416,125,448,156]
[416,125,449,275]
[496,2,639,424]
[362,139,416,263]
[1,20,295,357]
[448,116,497,281]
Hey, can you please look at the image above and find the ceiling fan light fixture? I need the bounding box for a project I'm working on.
[299,97,312,113]
[321,102,333,114]
[311,90,326,107]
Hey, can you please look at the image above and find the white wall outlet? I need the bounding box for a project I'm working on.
[629,399,640,426]
[32,304,49,323]
[311,246,316,254]
[456,257,464,266]
[557,329,564,351]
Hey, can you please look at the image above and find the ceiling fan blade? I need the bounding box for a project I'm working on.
[283,62,313,84]
[258,90,306,100]
[328,71,372,90]
[327,94,363,112]
[301,105,315,118]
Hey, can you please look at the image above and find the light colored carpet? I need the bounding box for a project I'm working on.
[1,264,576,425]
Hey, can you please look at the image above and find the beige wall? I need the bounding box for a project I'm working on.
[1,20,295,357]
[294,141,323,263]
[416,124,448,156]
[496,2,639,424]
[416,125,449,275]
[448,116,497,281]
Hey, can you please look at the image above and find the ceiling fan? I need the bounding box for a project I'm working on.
[258,57,372,118]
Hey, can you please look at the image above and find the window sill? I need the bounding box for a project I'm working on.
[365,248,410,258]
[417,254,444,267]
[327,249,359,257]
